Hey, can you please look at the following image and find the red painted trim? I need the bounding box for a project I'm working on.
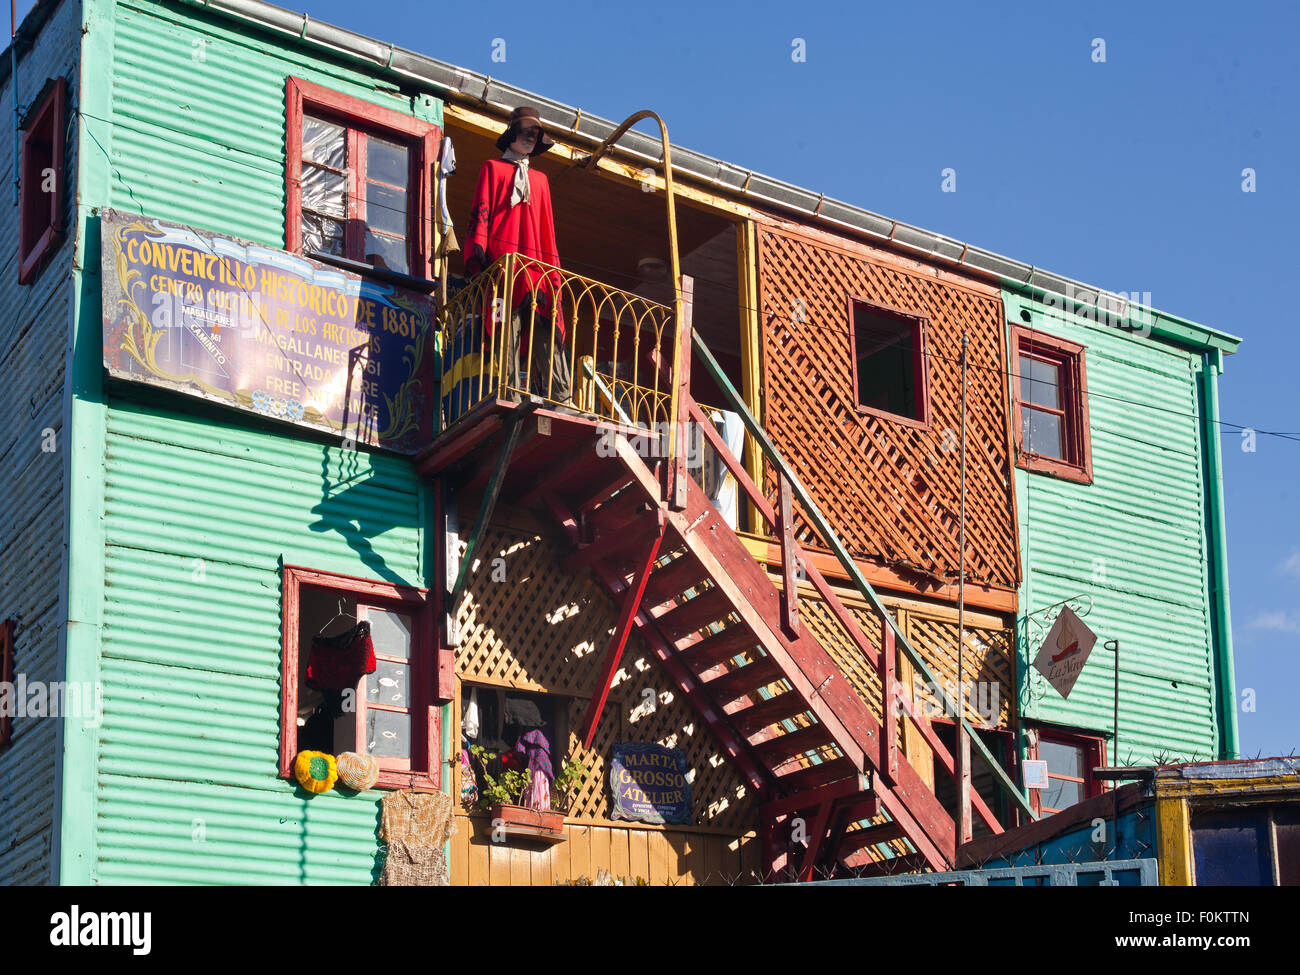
[777,475,800,636]
[846,295,932,431]
[283,76,441,270]
[279,565,437,790]
[1010,325,1094,485]
[0,619,15,746]
[18,76,67,285]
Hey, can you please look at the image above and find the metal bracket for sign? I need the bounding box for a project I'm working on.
[1023,593,1094,656]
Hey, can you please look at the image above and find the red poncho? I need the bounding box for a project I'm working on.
[465,158,565,338]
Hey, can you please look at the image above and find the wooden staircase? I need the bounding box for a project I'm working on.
[535,424,962,879]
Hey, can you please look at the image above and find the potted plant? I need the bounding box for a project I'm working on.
[468,746,587,842]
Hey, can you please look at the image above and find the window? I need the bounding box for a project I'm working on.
[459,684,563,781]
[849,298,929,427]
[18,76,67,285]
[0,619,15,747]
[1011,327,1093,483]
[285,78,440,279]
[1027,725,1106,816]
[279,565,446,790]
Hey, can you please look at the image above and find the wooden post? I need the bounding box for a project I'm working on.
[777,474,800,636]
[668,275,693,511]
[881,619,898,783]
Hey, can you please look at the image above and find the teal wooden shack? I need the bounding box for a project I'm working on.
[0,0,1245,885]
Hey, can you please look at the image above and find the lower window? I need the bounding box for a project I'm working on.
[1027,724,1107,815]
[279,565,439,790]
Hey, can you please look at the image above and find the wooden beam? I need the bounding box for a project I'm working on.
[668,274,693,511]
[881,620,898,784]
[579,518,666,748]
[777,474,800,637]
[449,408,532,605]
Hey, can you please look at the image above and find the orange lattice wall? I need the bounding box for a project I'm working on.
[755,218,1020,592]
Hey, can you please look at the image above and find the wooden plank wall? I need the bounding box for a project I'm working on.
[449,815,759,886]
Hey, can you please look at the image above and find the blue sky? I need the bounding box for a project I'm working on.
[19,0,1296,756]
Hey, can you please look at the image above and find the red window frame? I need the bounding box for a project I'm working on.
[284,77,440,279]
[847,296,931,430]
[18,76,67,285]
[1026,724,1107,816]
[1010,326,1093,484]
[279,565,446,791]
[0,619,15,747]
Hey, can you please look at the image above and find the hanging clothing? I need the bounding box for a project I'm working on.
[380,789,457,848]
[515,728,553,811]
[306,621,376,691]
[464,157,565,339]
[437,136,460,257]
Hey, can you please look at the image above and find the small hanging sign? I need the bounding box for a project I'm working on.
[609,743,691,825]
[1032,605,1097,699]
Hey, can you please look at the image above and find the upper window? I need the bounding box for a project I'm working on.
[1011,327,1092,483]
[279,565,442,791]
[18,76,67,285]
[849,298,930,428]
[285,78,440,279]
[1028,725,1106,816]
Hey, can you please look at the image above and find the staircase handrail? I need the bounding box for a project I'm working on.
[689,332,1036,824]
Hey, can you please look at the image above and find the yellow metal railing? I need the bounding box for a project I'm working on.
[440,252,677,430]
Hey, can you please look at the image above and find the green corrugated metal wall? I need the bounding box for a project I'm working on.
[1005,291,1218,765]
[98,396,422,883]
[70,0,442,882]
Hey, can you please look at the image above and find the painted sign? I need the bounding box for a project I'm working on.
[100,209,435,453]
[609,743,691,825]
[1032,606,1097,700]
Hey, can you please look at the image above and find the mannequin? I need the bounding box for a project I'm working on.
[465,107,571,404]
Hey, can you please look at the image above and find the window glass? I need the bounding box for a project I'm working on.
[1020,354,1060,409]
[302,115,346,168]
[369,607,412,660]
[1023,407,1064,460]
[367,709,412,758]
[853,304,921,421]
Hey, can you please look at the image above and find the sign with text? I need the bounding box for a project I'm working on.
[100,209,434,453]
[609,743,691,825]
[1032,606,1097,700]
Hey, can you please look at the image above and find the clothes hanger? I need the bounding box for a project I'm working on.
[315,598,357,638]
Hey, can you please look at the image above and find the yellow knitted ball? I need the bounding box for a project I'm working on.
[337,751,380,791]
[294,750,338,794]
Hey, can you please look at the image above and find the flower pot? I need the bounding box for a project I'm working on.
[488,803,566,844]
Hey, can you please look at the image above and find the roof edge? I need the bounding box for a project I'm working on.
[176,0,1241,356]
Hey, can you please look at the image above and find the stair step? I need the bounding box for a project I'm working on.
[729,691,810,736]
[839,821,908,857]
[655,590,735,641]
[588,488,654,533]
[643,553,711,607]
[702,657,784,705]
[752,725,836,767]
[563,512,663,573]
[775,757,859,794]
[677,627,760,672]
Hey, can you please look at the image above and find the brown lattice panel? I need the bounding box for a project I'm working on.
[455,520,755,832]
[755,223,1020,590]
[906,614,1013,728]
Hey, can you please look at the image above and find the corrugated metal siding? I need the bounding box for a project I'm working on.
[103,0,441,242]
[1007,291,1217,764]
[0,0,80,887]
[97,395,422,883]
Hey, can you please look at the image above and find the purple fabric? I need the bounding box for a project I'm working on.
[515,729,553,783]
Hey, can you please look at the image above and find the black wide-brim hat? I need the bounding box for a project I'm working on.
[495,106,556,156]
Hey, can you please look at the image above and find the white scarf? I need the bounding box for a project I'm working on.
[502,149,530,207]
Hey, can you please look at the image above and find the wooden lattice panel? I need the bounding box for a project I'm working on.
[756,223,1019,590]
[455,520,755,832]
[906,614,1013,729]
